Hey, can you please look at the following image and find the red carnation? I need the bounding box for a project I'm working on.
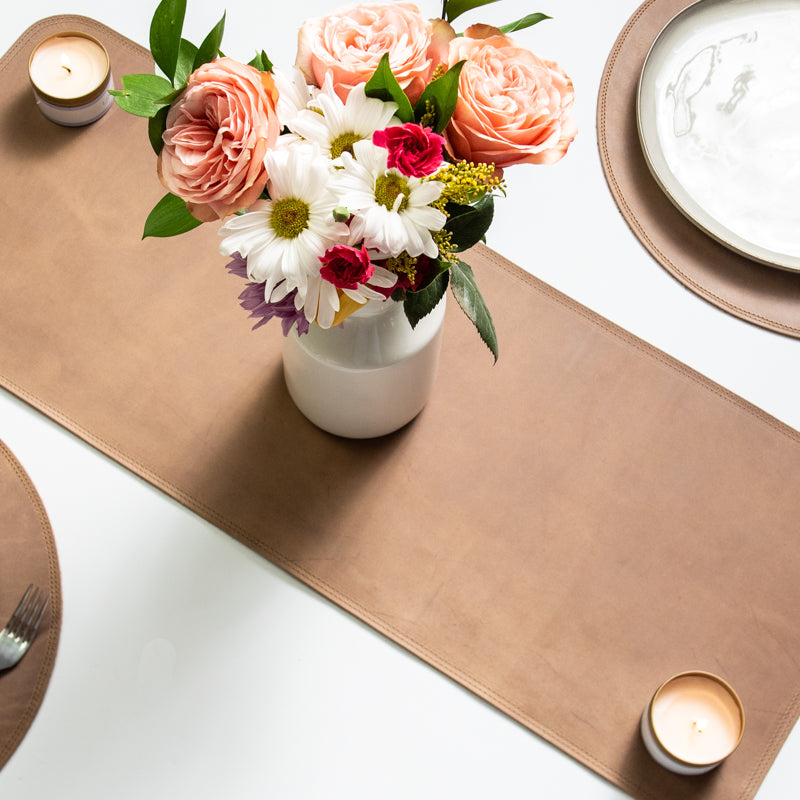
[319,245,374,290]
[373,123,445,178]
[372,255,436,299]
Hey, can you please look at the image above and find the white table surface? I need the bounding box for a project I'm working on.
[2,1,798,798]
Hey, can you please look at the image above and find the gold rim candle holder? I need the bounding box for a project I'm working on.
[29,31,113,127]
[640,670,745,775]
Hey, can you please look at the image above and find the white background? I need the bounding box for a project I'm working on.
[1,1,798,797]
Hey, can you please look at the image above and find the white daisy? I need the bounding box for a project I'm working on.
[343,266,397,305]
[218,140,349,321]
[336,139,446,259]
[273,67,318,128]
[289,75,401,163]
[313,269,396,330]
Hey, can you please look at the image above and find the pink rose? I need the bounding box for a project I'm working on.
[320,244,374,290]
[444,27,577,171]
[372,123,445,177]
[296,3,446,104]
[158,58,281,222]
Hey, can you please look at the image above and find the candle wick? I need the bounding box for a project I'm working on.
[692,718,708,734]
[61,65,72,75]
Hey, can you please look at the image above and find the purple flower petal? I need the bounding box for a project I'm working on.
[225,252,309,336]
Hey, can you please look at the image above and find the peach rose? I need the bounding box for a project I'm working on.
[444,27,577,171]
[296,3,446,104]
[158,58,281,222]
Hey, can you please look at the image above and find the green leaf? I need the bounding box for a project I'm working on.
[150,0,187,83]
[450,259,498,361]
[110,73,175,118]
[153,85,187,108]
[249,50,274,73]
[413,61,464,133]
[142,193,202,238]
[174,38,198,86]
[402,267,449,328]
[498,13,551,33]
[444,0,502,23]
[364,54,414,123]
[147,106,170,155]
[445,195,495,252]
[193,12,226,71]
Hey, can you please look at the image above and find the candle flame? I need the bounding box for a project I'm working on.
[60,53,72,75]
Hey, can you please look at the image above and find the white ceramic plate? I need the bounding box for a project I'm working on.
[637,0,800,272]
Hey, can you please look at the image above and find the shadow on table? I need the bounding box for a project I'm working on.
[617,724,727,800]
[181,359,419,561]
[1,87,79,158]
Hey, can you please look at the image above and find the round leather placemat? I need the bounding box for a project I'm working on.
[597,0,800,338]
[0,439,61,771]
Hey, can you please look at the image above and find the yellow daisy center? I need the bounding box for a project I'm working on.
[329,132,362,159]
[374,174,409,213]
[271,198,310,239]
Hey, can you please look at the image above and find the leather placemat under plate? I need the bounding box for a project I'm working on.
[3,16,800,800]
[597,0,800,338]
[0,439,62,771]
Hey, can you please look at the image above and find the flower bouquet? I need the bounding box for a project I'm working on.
[112,0,576,365]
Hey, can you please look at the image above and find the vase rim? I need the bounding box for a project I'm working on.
[349,297,400,320]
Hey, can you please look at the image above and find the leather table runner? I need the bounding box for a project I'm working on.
[0,440,61,771]
[598,0,800,338]
[3,16,800,800]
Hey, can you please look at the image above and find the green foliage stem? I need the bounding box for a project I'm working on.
[364,54,414,122]
[450,259,498,361]
[403,267,449,328]
[109,73,174,117]
[193,12,226,71]
[498,13,551,33]
[444,0,502,23]
[143,193,202,238]
[150,0,187,84]
[445,195,494,252]
[413,61,464,133]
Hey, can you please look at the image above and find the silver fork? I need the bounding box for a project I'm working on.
[0,585,50,671]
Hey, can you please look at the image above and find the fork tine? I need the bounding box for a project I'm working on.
[7,584,50,642]
[7,584,33,632]
[28,591,50,641]
[0,584,50,671]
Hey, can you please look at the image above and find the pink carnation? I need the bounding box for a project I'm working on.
[373,124,445,177]
[320,245,374,290]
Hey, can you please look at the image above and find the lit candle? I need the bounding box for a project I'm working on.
[29,32,112,127]
[640,671,745,775]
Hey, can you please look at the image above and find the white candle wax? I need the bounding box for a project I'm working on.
[29,32,112,126]
[641,671,744,775]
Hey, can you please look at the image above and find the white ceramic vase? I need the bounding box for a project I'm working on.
[282,295,446,438]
